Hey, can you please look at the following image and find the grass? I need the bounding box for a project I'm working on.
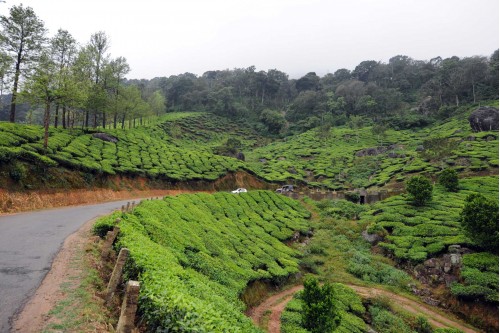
[42,239,114,333]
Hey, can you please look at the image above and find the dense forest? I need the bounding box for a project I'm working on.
[0,4,498,138]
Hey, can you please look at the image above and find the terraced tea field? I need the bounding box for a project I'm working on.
[94,191,311,332]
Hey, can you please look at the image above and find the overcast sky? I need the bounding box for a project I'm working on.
[1,0,498,79]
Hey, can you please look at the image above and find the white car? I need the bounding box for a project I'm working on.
[231,188,248,194]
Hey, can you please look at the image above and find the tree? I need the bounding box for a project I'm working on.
[460,193,499,253]
[295,72,320,93]
[260,108,285,134]
[371,123,388,143]
[348,115,364,143]
[148,90,166,116]
[301,277,340,333]
[438,168,459,192]
[0,51,12,109]
[21,50,58,150]
[0,4,46,122]
[406,176,433,206]
[86,31,110,127]
[105,56,130,128]
[50,29,77,128]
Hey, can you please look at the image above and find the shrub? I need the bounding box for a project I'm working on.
[344,191,360,203]
[302,277,341,333]
[406,176,433,206]
[460,193,499,253]
[9,162,27,182]
[439,168,459,192]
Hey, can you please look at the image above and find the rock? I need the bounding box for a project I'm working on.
[92,133,118,143]
[468,106,499,132]
[288,167,298,174]
[259,158,267,163]
[362,230,383,245]
[484,134,497,141]
[444,274,458,287]
[465,135,476,141]
[415,145,424,152]
[448,245,461,253]
[450,253,461,265]
[236,152,245,161]
[355,146,387,157]
[424,258,438,268]
[423,296,440,306]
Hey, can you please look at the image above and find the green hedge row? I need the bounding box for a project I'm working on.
[93,191,311,332]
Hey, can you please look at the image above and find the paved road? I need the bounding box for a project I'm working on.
[0,199,137,333]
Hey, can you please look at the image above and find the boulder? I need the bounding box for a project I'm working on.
[468,106,499,132]
[236,152,245,161]
[92,132,118,143]
[362,230,383,245]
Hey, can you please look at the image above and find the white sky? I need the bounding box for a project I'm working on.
[1,0,498,79]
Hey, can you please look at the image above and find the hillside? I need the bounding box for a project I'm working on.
[1,104,498,332]
[93,191,312,332]
[0,103,497,193]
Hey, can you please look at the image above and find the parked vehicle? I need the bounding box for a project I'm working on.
[231,188,248,194]
[276,185,294,193]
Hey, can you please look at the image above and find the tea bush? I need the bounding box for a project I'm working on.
[94,191,310,332]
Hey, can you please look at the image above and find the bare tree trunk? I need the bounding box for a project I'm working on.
[43,100,51,150]
[85,110,89,128]
[121,114,126,129]
[455,95,459,107]
[9,62,21,123]
[54,104,60,128]
[62,106,66,129]
[102,110,106,128]
[472,83,476,103]
[113,112,118,129]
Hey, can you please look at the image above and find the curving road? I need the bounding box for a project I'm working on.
[0,199,137,333]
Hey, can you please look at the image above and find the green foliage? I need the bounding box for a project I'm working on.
[260,109,286,134]
[369,306,414,333]
[301,277,340,333]
[95,191,310,332]
[439,168,459,192]
[347,252,412,289]
[316,199,368,220]
[359,176,498,263]
[281,283,366,333]
[8,161,27,182]
[460,193,499,252]
[451,252,499,302]
[406,176,433,206]
[432,329,464,333]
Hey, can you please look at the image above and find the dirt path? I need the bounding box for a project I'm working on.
[11,216,96,332]
[249,284,480,333]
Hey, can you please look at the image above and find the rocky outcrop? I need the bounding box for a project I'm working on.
[413,245,472,288]
[92,133,118,143]
[468,106,499,132]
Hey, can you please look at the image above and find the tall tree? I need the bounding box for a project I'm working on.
[21,50,57,149]
[50,29,77,128]
[87,31,110,127]
[105,56,130,128]
[0,51,12,109]
[148,90,166,117]
[0,4,46,122]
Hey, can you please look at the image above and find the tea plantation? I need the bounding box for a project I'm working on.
[360,175,499,303]
[244,106,498,189]
[94,191,311,332]
[0,113,249,182]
